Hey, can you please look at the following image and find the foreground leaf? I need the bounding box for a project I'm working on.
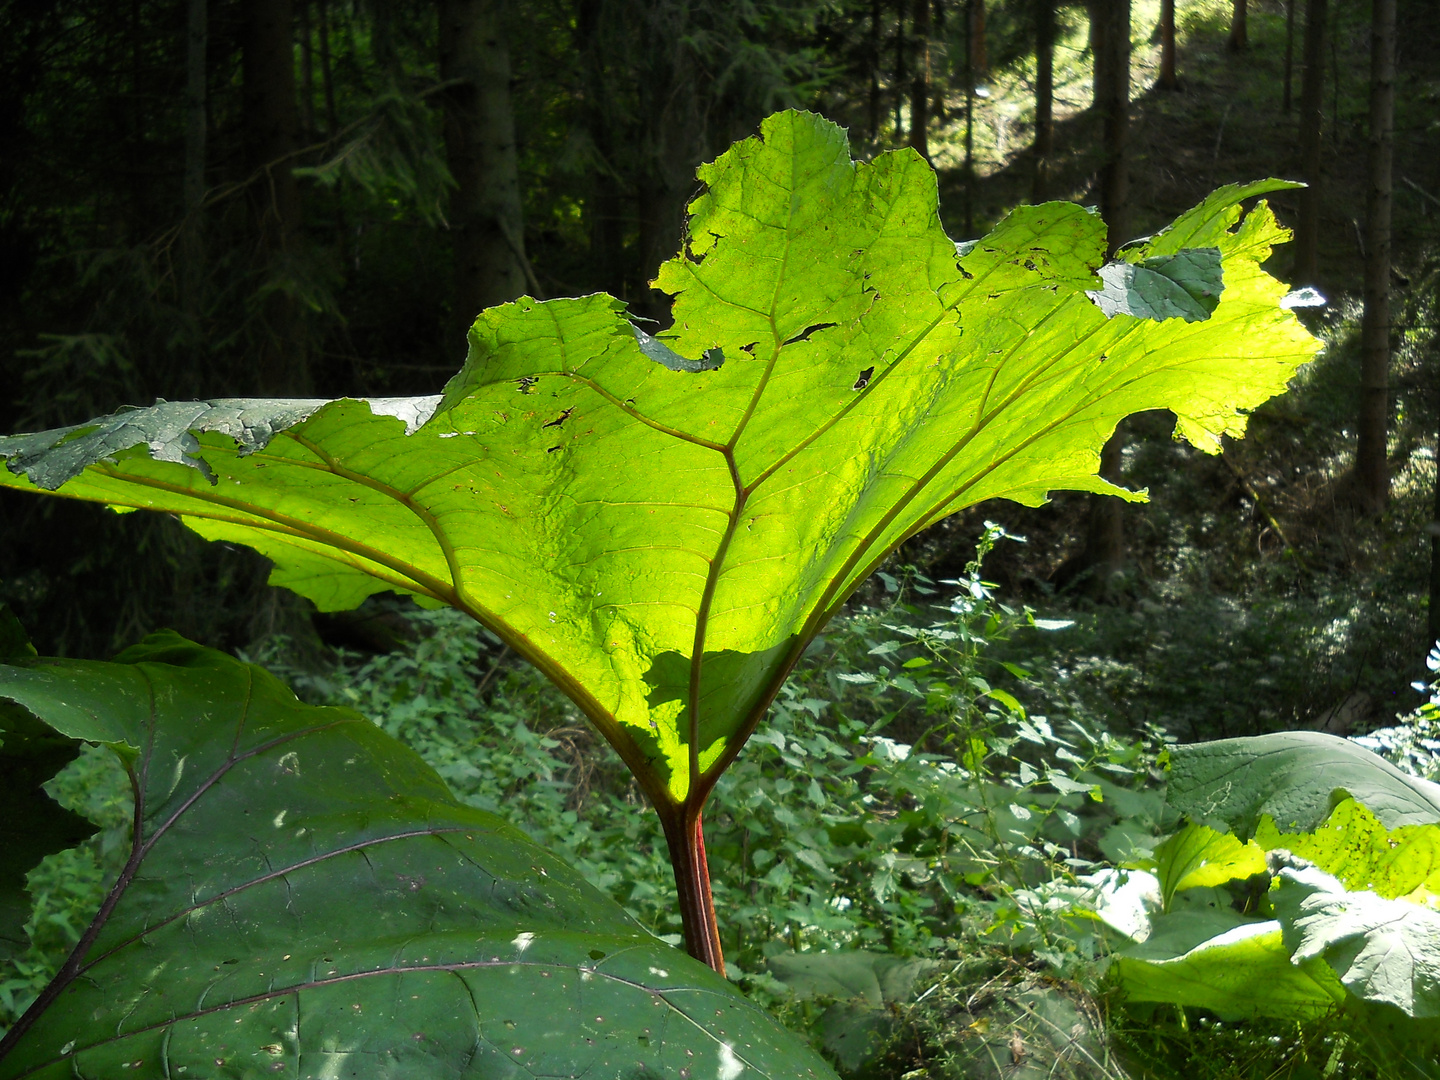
[1257,798,1440,904]
[1113,914,1346,1020]
[1271,859,1440,1019]
[1086,249,1224,322]
[0,635,836,1079]
[1168,732,1440,836]
[0,112,1318,819]
[1144,822,1266,911]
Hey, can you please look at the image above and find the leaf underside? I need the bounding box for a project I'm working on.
[0,635,836,1080]
[0,111,1319,808]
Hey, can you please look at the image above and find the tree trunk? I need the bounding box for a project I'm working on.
[1082,0,1130,590]
[577,0,626,298]
[970,0,987,81]
[869,0,883,142]
[1293,0,1327,285]
[1032,0,1054,200]
[909,0,931,158]
[241,0,308,395]
[894,0,907,137]
[298,2,317,139]
[317,0,338,134]
[1355,0,1395,516]
[1432,392,1440,647]
[1159,0,1177,89]
[1283,0,1296,111]
[1093,0,1130,256]
[963,0,975,234]
[439,0,528,357]
[1082,432,1127,590]
[180,0,207,321]
[1228,0,1247,51]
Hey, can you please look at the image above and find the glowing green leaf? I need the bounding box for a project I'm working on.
[1146,822,1267,911]
[1256,797,1440,905]
[0,112,1317,822]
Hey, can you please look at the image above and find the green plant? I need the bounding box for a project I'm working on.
[0,109,1318,973]
[1097,732,1440,1075]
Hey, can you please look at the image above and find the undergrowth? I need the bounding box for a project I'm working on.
[5,527,1436,1077]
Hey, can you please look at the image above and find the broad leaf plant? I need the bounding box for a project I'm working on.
[0,111,1318,971]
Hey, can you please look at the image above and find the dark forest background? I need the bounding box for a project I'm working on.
[4,0,1440,741]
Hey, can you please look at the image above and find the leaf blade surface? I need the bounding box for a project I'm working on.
[0,112,1320,806]
[0,635,836,1079]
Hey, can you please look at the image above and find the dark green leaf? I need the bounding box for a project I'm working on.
[0,635,836,1079]
[1168,732,1440,836]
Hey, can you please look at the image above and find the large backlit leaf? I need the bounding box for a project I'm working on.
[1257,798,1440,904]
[0,111,1318,809]
[1143,822,1266,911]
[0,635,836,1079]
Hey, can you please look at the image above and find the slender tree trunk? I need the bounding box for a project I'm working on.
[1283,0,1297,111]
[1228,0,1247,51]
[1159,0,1177,89]
[963,0,975,234]
[1294,0,1327,285]
[932,0,946,124]
[1432,393,1440,646]
[1093,0,1130,256]
[577,0,625,298]
[1083,433,1127,588]
[1083,0,1130,589]
[317,0,338,134]
[242,0,308,395]
[894,0,907,137]
[970,0,987,81]
[909,0,931,158]
[180,0,207,321]
[298,1,316,139]
[1032,0,1054,200]
[1356,0,1395,516]
[869,0,883,142]
[315,0,349,272]
[439,0,528,356]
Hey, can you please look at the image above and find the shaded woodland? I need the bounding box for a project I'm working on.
[9,3,1440,1077]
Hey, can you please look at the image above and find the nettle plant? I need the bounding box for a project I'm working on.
[0,111,1319,1074]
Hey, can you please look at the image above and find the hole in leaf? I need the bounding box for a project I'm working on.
[542,408,574,429]
[782,322,836,347]
[853,366,875,390]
